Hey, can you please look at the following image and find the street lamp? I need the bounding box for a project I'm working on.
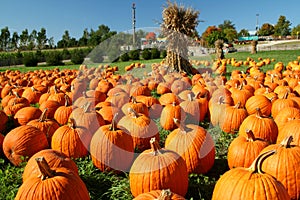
[256,14,259,35]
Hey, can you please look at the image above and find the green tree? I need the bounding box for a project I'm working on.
[218,20,237,43]
[0,27,10,51]
[258,23,275,36]
[78,28,89,46]
[238,29,250,37]
[36,28,48,49]
[28,29,37,50]
[202,26,226,47]
[19,29,29,50]
[11,32,19,50]
[274,15,291,37]
[291,24,300,38]
[218,20,235,30]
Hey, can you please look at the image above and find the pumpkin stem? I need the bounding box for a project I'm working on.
[109,113,119,131]
[245,129,256,142]
[39,108,48,122]
[157,189,172,200]
[83,101,91,113]
[69,118,76,129]
[150,137,162,156]
[248,150,276,174]
[218,96,225,105]
[234,101,241,109]
[255,108,263,119]
[280,136,293,148]
[64,94,71,107]
[35,157,56,180]
[173,118,187,132]
[187,93,194,101]
[128,107,140,118]
[13,91,21,98]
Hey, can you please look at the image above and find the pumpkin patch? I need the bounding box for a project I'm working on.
[1,53,300,199]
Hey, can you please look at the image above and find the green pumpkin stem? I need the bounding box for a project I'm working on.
[248,150,276,174]
[35,157,56,180]
[150,137,162,156]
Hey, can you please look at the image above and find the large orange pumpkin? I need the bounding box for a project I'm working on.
[260,136,300,200]
[212,150,290,200]
[133,189,185,200]
[3,125,49,166]
[14,106,42,126]
[129,138,188,197]
[22,149,78,182]
[15,157,90,200]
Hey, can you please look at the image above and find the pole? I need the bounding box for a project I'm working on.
[256,14,259,35]
[132,3,136,49]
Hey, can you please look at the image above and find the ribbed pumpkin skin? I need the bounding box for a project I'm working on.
[133,189,186,200]
[14,107,42,126]
[90,124,134,173]
[212,167,290,200]
[165,124,215,174]
[227,133,269,169]
[129,147,188,197]
[23,149,79,182]
[274,107,300,133]
[3,125,49,166]
[276,119,300,146]
[245,95,272,116]
[54,105,73,125]
[260,139,300,200]
[238,110,278,143]
[15,167,90,200]
[51,125,92,159]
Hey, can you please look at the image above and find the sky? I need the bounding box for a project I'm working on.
[0,0,299,43]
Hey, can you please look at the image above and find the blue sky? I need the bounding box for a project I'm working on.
[1,0,299,43]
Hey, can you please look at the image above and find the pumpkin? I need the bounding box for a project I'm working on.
[165,119,215,174]
[271,92,298,118]
[276,119,300,146]
[133,189,185,200]
[51,118,92,158]
[159,93,181,106]
[21,86,42,104]
[14,106,42,126]
[0,110,8,132]
[274,107,300,133]
[227,129,269,169]
[0,133,4,157]
[260,136,300,200]
[118,108,159,151]
[160,102,186,131]
[121,96,149,117]
[39,100,61,119]
[2,125,49,166]
[220,102,248,134]
[239,108,278,143]
[27,108,60,145]
[69,102,105,135]
[53,95,73,125]
[15,157,90,200]
[212,150,290,200]
[90,114,134,173]
[22,149,78,182]
[209,96,230,127]
[179,93,208,124]
[129,138,188,197]
[245,94,272,116]
[229,84,253,108]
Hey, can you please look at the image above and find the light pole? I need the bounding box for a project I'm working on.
[132,3,136,49]
[256,14,259,35]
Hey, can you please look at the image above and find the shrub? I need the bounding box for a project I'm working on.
[120,52,130,62]
[129,49,140,60]
[141,49,151,60]
[151,48,161,59]
[45,51,63,66]
[61,48,71,60]
[71,49,85,64]
[161,49,167,58]
[35,50,45,63]
[23,53,38,67]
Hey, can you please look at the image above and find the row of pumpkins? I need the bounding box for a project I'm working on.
[0,57,299,199]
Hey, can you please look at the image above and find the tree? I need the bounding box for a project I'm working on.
[28,29,37,50]
[161,0,199,74]
[218,20,237,43]
[258,23,275,36]
[145,32,156,43]
[78,28,90,46]
[202,26,226,47]
[0,27,11,51]
[238,29,250,37]
[274,15,291,37]
[291,24,300,38]
[19,29,29,50]
[11,32,19,50]
[36,28,48,49]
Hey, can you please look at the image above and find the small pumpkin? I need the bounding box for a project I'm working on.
[133,189,185,200]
